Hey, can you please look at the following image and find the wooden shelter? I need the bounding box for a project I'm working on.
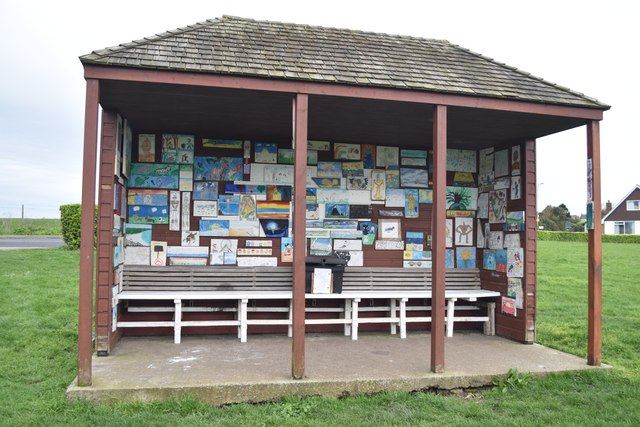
[77,16,608,386]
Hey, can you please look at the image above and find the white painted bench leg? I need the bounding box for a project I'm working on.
[344,298,352,336]
[351,298,360,341]
[446,298,456,338]
[174,299,182,344]
[287,299,293,338]
[484,302,496,335]
[240,298,248,343]
[390,298,397,335]
[400,298,408,339]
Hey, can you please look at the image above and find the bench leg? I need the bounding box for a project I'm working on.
[174,299,182,344]
[351,298,360,341]
[288,299,293,338]
[484,302,496,335]
[239,298,248,343]
[390,298,397,335]
[344,299,352,336]
[446,298,456,338]
[400,298,407,339]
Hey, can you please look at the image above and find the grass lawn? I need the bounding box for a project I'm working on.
[0,218,61,235]
[0,242,638,425]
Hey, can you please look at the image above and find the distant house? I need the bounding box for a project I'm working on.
[602,185,640,234]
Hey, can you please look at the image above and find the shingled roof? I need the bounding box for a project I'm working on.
[81,16,607,110]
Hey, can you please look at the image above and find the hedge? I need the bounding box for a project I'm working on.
[59,204,97,250]
[537,230,640,244]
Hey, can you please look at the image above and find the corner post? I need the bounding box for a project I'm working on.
[292,93,309,379]
[78,78,100,386]
[587,120,602,366]
[431,105,447,372]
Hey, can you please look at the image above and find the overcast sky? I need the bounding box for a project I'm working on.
[0,0,636,218]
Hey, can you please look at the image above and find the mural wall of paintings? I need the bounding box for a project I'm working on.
[114,123,526,306]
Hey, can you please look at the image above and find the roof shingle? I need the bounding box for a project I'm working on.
[80,16,608,110]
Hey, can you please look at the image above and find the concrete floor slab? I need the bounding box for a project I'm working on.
[67,332,606,405]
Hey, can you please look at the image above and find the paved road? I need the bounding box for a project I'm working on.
[0,236,65,249]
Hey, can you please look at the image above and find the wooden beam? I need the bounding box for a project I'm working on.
[587,120,602,366]
[84,65,605,121]
[431,105,447,372]
[291,93,309,379]
[78,79,100,386]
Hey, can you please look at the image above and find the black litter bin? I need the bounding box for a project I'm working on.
[305,256,346,293]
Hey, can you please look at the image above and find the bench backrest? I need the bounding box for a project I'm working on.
[122,266,480,293]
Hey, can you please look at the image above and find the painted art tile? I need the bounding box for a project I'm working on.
[446,219,453,247]
[179,165,193,191]
[400,168,429,188]
[167,246,209,259]
[385,166,400,189]
[325,203,350,219]
[210,239,238,265]
[246,240,273,247]
[323,219,358,229]
[192,182,218,200]
[445,249,455,269]
[349,204,372,219]
[224,183,266,195]
[281,237,293,262]
[124,223,152,246]
[254,142,278,163]
[450,172,476,187]
[342,161,364,177]
[129,164,179,189]
[507,248,524,277]
[385,189,405,207]
[371,170,386,201]
[199,218,230,236]
[404,189,419,218]
[202,139,243,149]
[239,194,257,221]
[511,145,522,175]
[307,150,318,165]
[334,143,361,160]
[124,246,150,266]
[400,149,428,159]
[218,195,241,216]
[181,192,191,231]
[478,147,494,186]
[447,149,477,173]
[483,249,496,271]
[259,219,289,237]
[405,232,424,250]
[266,185,292,201]
[476,219,486,248]
[181,230,200,246]
[310,238,333,256]
[278,149,294,164]
[361,144,376,169]
[312,177,342,188]
[316,189,349,204]
[508,278,524,309]
[510,176,522,200]
[194,157,243,181]
[177,149,194,165]
[477,193,489,218]
[454,217,474,246]
[229,220,261,237]
[128,205,169,224]
[150,241,167,266]
[446,186,478,211]
[333,239,362,251]
[401,157,427,166]
[317,161,343,178]
[494,176,510,190]
[376,146,399,167]
[138,134,156,163]
[488,189,507,223]
[494,149,509,177]
[306,203,320,220]
[307,140,331,151]
[193,200,218,217]
[359,221,378,245]
[504,233,521,249]
[456,247,476,269]
[127,189,168,206]
[256,201,290,218]
[306,188,317,203]
[418,189,433,204]
[263,165,294,184]
[346,175,370,190]
[169,191,181,231]
[495,249,508,272]
[487,231,504,250]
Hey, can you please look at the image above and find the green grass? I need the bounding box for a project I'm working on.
[0,242,639,425]
[0,218,62,235]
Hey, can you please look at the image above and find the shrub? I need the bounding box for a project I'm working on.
[59,204,97,250]
[537,230,640,244]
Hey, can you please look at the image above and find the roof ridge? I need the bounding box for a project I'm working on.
[218,15,451,45]
[448,43,606,106]
[81,18,221,60]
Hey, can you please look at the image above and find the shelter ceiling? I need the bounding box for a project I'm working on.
[99,80,588,148]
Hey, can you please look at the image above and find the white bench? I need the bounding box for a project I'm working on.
[117,266,499,343]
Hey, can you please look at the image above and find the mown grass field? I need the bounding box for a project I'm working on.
[0,241,638,426]
[0,218,61,235]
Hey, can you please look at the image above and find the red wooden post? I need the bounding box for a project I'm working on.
[292,93,309,379]
[78,79,100,386]
[587,120,602,366]
[431,105,447,372]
